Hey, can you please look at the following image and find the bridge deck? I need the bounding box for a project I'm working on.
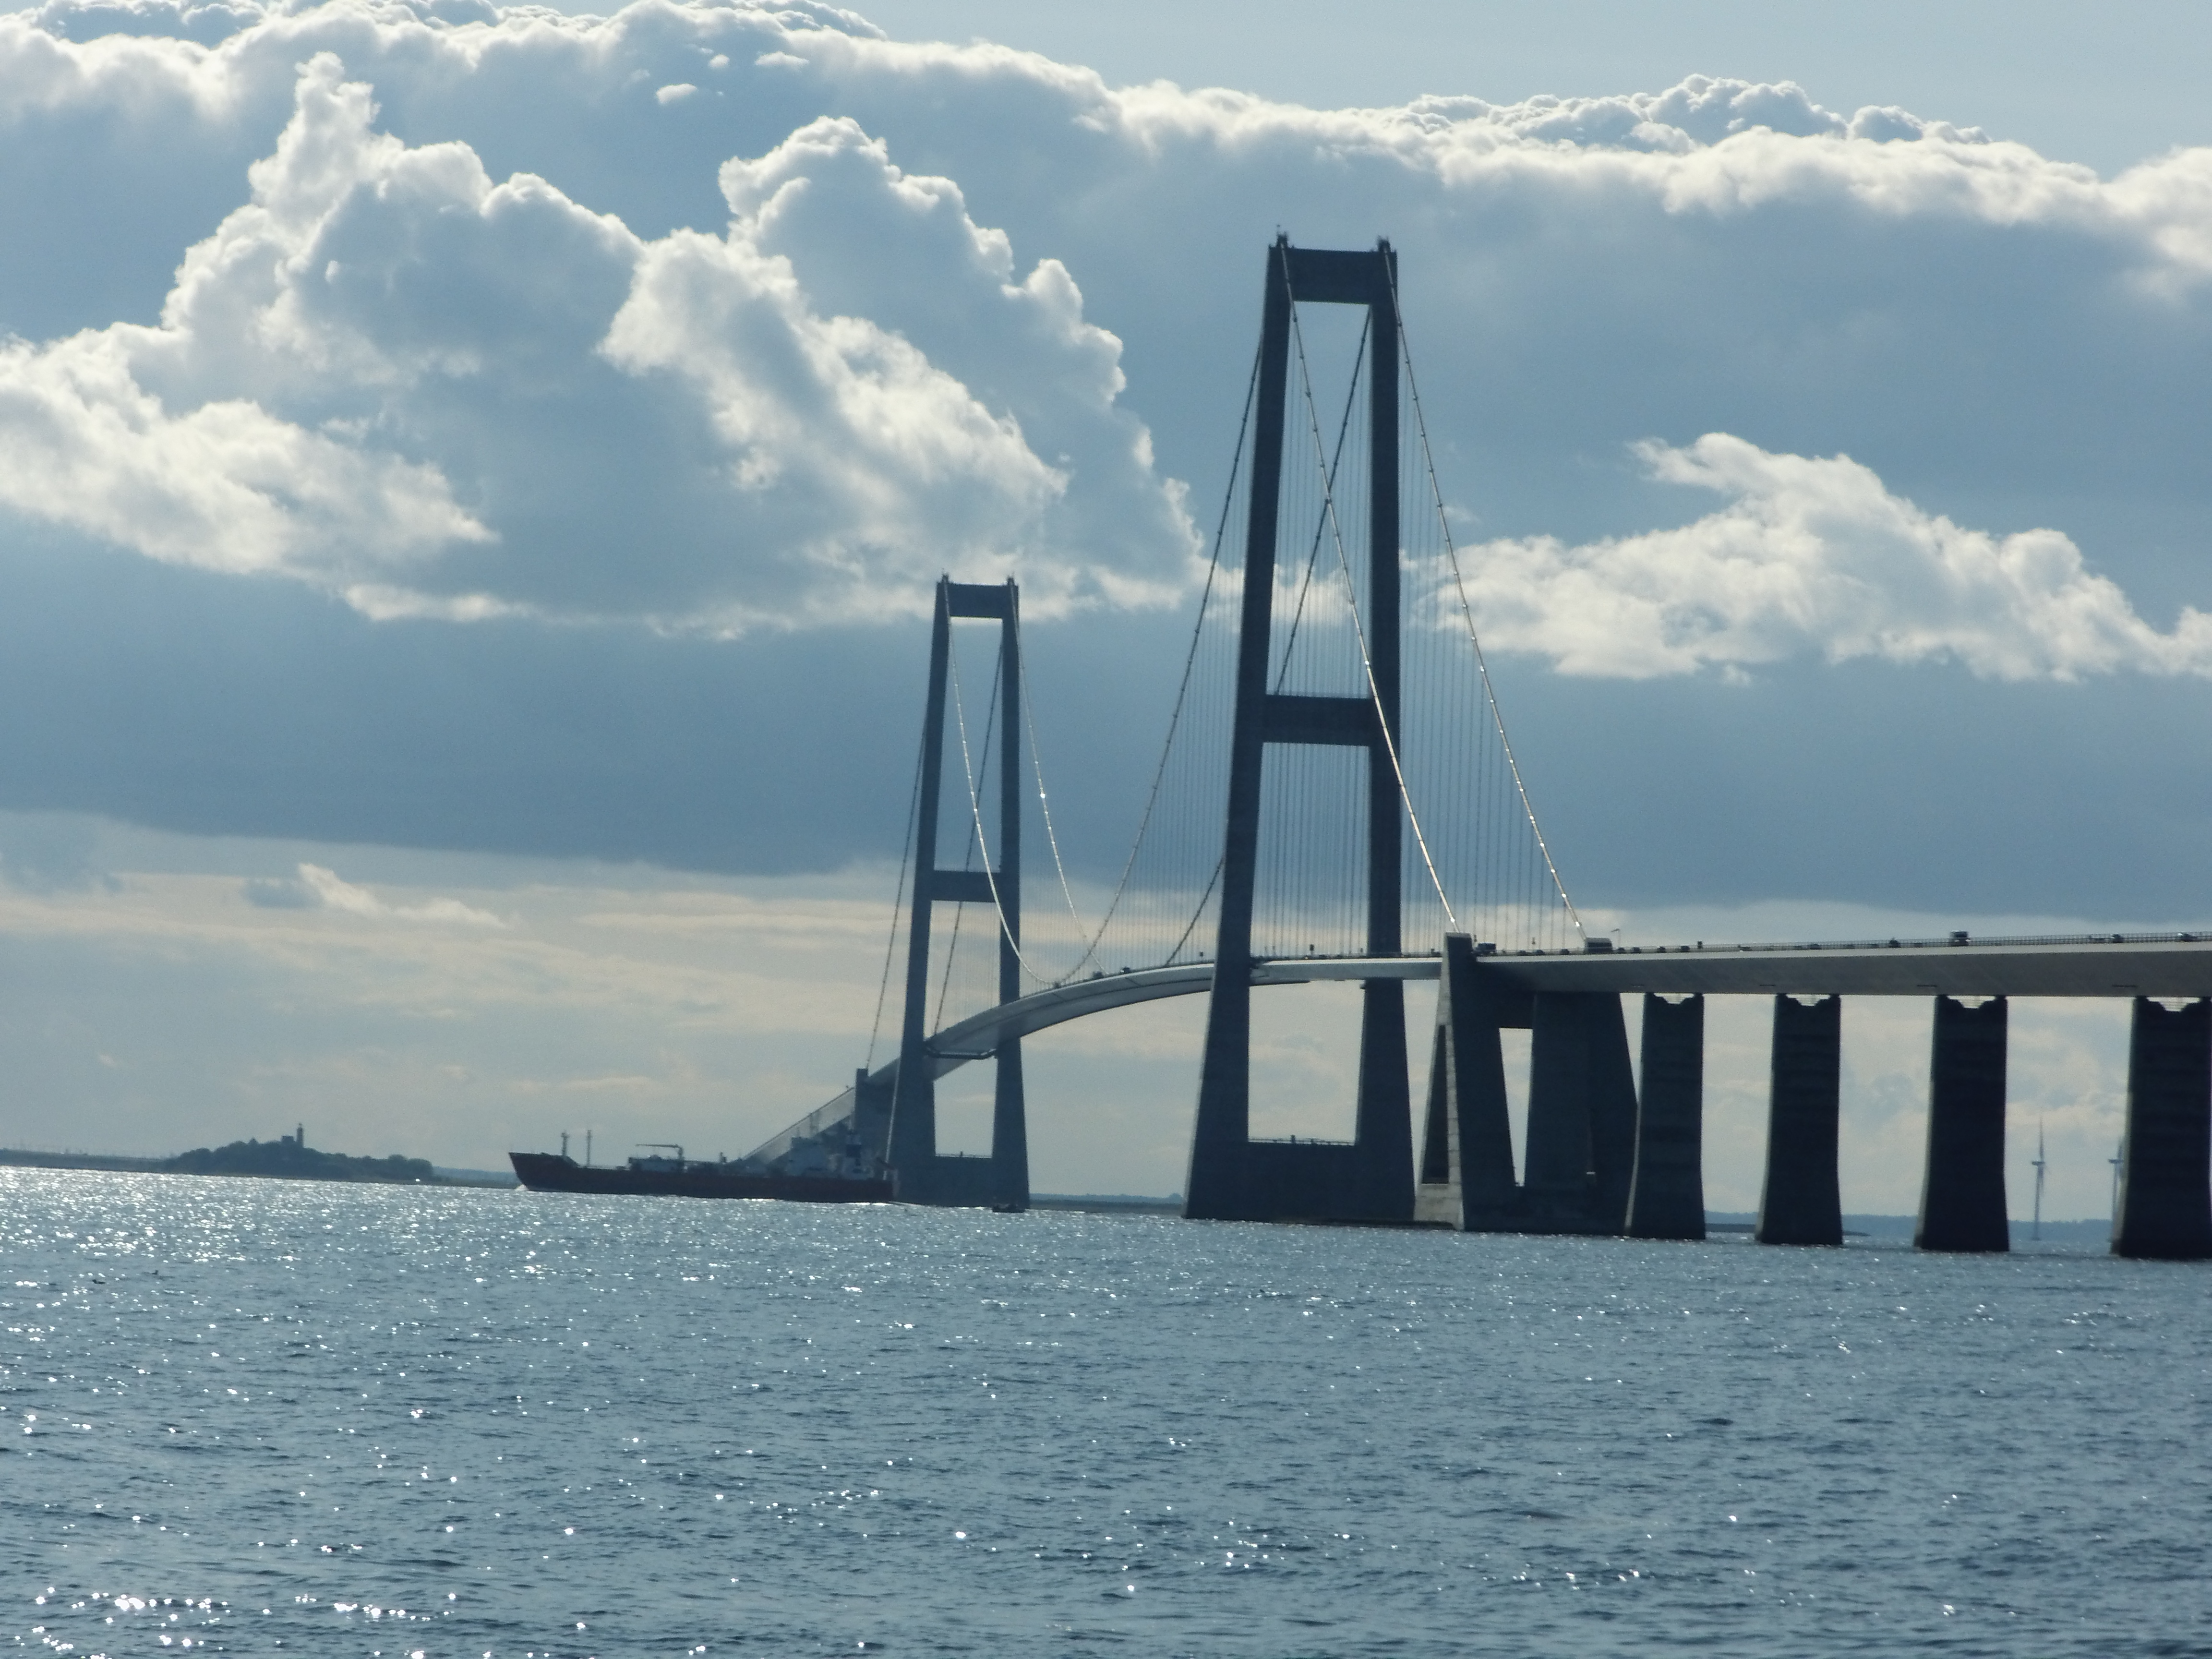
[1478,935,2212,998]
[745,934,2212,1164]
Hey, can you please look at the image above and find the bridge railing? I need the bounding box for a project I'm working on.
[743,933,2212,1170]
[1561,929,2211,958]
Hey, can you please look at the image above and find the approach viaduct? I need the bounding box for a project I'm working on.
[764,934,2212,1259]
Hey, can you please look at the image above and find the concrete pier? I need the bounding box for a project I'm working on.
[1756,994,1843,1246]
[1414,934,1522,1229]
[1915,996,2009,1252]
[990,1039,1030,1212]
[1524,991,1636,1232]
[1522,995,1586,1226]
[1625,994,1705,1240]
[2112,996,2212,1260]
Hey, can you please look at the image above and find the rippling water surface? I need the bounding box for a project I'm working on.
[3,1167,2209,1657]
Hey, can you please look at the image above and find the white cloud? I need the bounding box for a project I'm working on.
[0,332,495,582]
[245,860,504,924]
[603,113,1192,625]
[295,861,504,924]
[1447,433,2212,680]
[1,0,2212,921]
[3,5,2211,641]
[0,42,1196,628]
[1,4,2210,647]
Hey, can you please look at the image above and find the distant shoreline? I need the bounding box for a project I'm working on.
[0,1144,518,1188]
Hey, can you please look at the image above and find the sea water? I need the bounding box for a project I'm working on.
[3,1167,2208,1658]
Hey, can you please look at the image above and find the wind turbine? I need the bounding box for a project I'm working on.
[2031,1121,2047,1242]
[2110,1136,2125,1232]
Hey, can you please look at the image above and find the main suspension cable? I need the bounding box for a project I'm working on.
[864,733,926,1069]
[948,640,1057,988]
[1017,641,1090,945]
[934,641,1003,1028]
[1388,264,1585,942]
[1057,330,1264,983]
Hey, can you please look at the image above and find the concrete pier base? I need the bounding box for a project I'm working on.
[1916,996,2009,1252]
[991,1039,1031,1211]
[895,1152,1001,1207]
[1524,991,1636,1233]
[1625,994,1705,1240]
[1414,935,1522,1229]
[2113,997,2212,1261]
[1757,994,1843,1246]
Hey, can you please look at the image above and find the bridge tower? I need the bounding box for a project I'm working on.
[1186,237,1416,1224]
[885,577,1030,1210]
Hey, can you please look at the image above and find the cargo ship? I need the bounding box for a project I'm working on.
[509,1143,891,1204]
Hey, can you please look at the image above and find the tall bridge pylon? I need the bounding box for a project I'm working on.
[1186,237,1415,1224]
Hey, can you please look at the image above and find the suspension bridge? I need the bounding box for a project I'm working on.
[745,237,2212,1262]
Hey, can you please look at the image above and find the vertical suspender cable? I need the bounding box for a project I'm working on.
[1286,297,1459,938]
[1062,333,1263,981]
[1387,266,1585,947]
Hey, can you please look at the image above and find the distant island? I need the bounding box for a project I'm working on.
[165,1134,436,1184]
[0,1125,507,1186]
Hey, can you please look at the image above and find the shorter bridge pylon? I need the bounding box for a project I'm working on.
[883,577,1029,1210]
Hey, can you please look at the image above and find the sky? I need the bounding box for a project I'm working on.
[1,0,2209,1215]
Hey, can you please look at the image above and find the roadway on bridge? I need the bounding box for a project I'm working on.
[925,936,2212,1082]
[754,934,2212,1162]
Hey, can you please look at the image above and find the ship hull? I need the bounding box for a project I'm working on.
[509,1153,891,1203]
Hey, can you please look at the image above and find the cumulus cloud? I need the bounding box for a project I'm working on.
[1,4,2210,648]
[4,0,2212,909]
[604,113,1191,623]
[242,861,502,924]
[0,337,497,586]
[1447,433,2212,681]
[0,41,1196,628]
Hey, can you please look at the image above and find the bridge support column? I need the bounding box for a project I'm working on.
[1415,936,1523,1229]
[1625,994,1705,1240]
[1523,991,1636,1233]
[2113,997,2212,1260]
[990,1041,1030,1212]
[1915,996,2009,1252]
[1756,994,1843,1246]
